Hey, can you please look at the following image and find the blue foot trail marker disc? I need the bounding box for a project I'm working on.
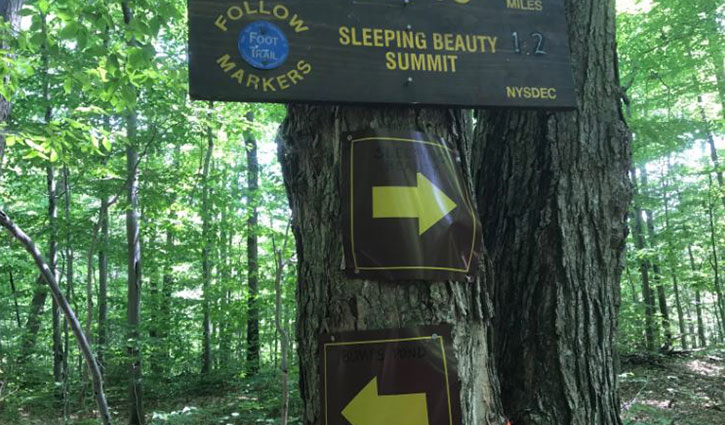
[237,21,290,70]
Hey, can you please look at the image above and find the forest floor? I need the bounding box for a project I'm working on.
[620,347,725,425]
[2,349,724,424]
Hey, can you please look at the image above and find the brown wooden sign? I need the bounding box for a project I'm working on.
[342,130,481,281]
[321,325,461,425]
[188,0,576,108]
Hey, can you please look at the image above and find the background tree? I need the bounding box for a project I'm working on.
[245,111,260,376]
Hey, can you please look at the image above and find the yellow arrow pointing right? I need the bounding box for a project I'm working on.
[342,377,429,425]
[372,173,457,236]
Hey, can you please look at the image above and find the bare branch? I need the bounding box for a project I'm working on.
[0,208,113,425]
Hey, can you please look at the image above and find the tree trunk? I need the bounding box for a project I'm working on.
[715,305,725,343]
[160,228,173,367]
[38,7,64,389]
[706,179,725,337]
[641,168,671,349]
[670,272,686,348]
[683,287,696,348]
[279,105,505,425]
[273,229,290,425]
[21,279,48,360]
[201,103,214,375]
[218,203,231,369]
[688,245,707,347]
[97,195,109,369]
[8,270,21,328]
[121,0,144,422]
[472,0,630,422]
[158,145,179,372]
[699,99,725,210]
[0,0,23,176]
[96,112,111,371]
[49,164,63,388]
[245,111,260,376]
[629,169,656,351]
[62,166,73,413]
[662,158,687,349]
[125,111,144,425]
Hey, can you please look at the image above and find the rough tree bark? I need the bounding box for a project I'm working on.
[472,0,631,422]
[245,111,260,376]
[279,105,505,425]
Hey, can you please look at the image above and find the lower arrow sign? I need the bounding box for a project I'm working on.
[372,173,457,236]
[342,376,429,425]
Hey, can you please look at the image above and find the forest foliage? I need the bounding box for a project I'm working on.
[0,0,722,424]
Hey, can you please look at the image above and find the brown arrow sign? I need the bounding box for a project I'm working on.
[342,130,482,281]
[321,326,461,425]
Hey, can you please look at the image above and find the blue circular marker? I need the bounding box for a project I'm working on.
[238,21,289,70]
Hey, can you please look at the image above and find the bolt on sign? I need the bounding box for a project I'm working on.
[321,326,461,425]
[188,0,576,108]
[342,130,481,281]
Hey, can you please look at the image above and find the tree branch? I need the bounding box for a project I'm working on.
[0,208,113,425]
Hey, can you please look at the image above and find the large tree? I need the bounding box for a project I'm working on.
[279,107,504,425]
[473,0,631,424]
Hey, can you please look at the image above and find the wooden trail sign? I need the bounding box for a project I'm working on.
[188,0,576,108]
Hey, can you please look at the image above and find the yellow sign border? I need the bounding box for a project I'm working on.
[324,335,454,425]
[349,136,478,273]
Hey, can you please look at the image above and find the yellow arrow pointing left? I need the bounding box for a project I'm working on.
[342,376,429,425]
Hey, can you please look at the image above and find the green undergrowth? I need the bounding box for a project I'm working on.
[0,368,302,425]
